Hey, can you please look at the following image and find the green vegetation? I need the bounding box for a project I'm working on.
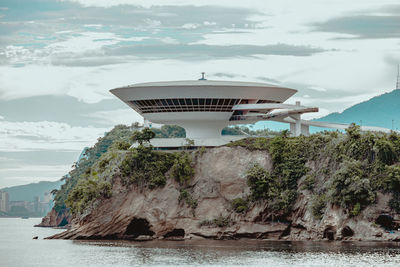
[119,144,175,188]
[152,125,186,138]
[328,159,376,214]
[66,175,112,214]
[53,124,134,213]
[198,146,207,155]
[226,137,270,150]
[179,189,198,210]
[233,124,400,218]
[389,193,400,213]
[171,152,195,186]
[112,140,131,151]
[199,215,231,228]
[151,124,281,139]
[231,198,248,213]
[130,128,156,145]
[301,173,316,191]
[246,163,273,200]
[311,194,326,220]
[381,165,400,191]
[54,125,197,216]
[222,125,281,137]
[244,132,309,216]
[53,122,400,220]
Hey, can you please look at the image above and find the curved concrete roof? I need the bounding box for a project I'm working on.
[110,80,297,103]
[115,80,291,89]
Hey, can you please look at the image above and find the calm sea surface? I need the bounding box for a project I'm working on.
[2,218,400,267]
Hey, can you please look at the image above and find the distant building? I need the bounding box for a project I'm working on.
[38,193,53,214]
[34,196,39,213]
[9,201,33,212]
[0,191,9,212]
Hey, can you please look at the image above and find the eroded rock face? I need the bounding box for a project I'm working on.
[46,147,400,241]
[35,209,71,228]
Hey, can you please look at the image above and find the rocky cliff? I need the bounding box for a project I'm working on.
[36,208,71,228]
[48,139,400,241]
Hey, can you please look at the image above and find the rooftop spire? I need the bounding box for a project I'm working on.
[397,64,400,90]
[199,72,207,80]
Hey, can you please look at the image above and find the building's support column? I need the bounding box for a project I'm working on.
[290,101,302,137]
[295,116,301,136]
[178,121,227,139]
[290,123,296,136]
[301,124,310,136]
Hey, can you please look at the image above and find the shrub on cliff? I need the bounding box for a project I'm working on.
[226,137,270,150]
[171,152,195,186]
[328,159,376,214]
[179,189,198,210]
[231,198,248,213]
[311,194,326,220]
[389,193,400,213]
[301,173,316,191]
[65,174,112,214]
[119,145,194,189]
[245,134,309,215]
[336,124,399,165]
[374,139,397,165]
[112,140,131,151]
[199,215,231,228]
[246,163,272,200]
[381,165,400,191]
[119,144,175,188]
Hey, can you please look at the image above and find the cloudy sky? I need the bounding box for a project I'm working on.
[1,0,400,188]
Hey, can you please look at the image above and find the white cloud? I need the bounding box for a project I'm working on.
[159,37,179,44]
[203,21,216,26]
[309,86,327,92]
[181,23,199,29]
[0,164,72,173]
[144,19,162,27]
[0,120,109,152]
[46,32,147,54]
[2,0,400,189]
[86,108,143,126]
[83,24,103,28]
[0,164,71,188]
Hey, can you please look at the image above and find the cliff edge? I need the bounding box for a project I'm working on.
[47,129,400,241]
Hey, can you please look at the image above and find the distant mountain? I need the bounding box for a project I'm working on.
[316,89,400,130]
[1,180,64,202]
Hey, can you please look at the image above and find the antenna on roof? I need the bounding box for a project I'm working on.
[199,72,207,80]
[397,64,400,90]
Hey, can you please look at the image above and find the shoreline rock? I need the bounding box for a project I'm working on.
[35,208,71,228]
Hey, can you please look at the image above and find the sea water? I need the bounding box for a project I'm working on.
[1,218,400,267]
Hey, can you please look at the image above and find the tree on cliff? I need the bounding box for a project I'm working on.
[130,128,155,145]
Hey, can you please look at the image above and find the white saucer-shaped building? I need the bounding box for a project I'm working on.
[111,80,297,138]
[110,78,392,147]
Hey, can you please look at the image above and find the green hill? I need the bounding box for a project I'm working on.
[316,89,400,130]
[1,180,64,202]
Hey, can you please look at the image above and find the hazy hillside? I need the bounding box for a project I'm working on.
[1,180,64,202]
[316,89,400,130]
